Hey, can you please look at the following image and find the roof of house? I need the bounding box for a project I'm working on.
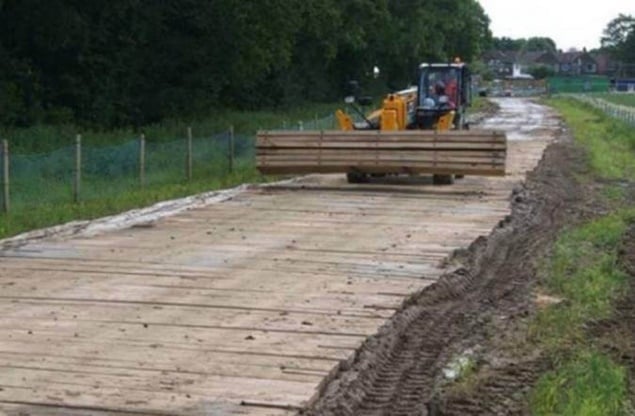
[558,51,597,65]
[483,49,598,65]
[482,50,515,63]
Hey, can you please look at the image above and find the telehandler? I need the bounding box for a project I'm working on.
[256,62,506,185]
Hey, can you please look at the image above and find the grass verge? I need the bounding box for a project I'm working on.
[596,93,635,108]
[529,97,635,415]
[547,97,635,180]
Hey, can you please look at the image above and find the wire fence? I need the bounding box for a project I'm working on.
[0,112,336,213]
[565,94,635,126]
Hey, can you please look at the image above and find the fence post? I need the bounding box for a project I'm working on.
[298,121,304,131]
[139,134,146,188]
[74,134,81,203]
[2,140,8,213]
[187,126,193,181]
[228,125,235,173]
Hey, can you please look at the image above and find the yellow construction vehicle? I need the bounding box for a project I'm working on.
[257,62,506,184]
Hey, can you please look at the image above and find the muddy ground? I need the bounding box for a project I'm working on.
[304,125,635,415]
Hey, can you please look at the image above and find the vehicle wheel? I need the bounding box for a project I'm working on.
[347,172,369,183]
[432,174,455,185]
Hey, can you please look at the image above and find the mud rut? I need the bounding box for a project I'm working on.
[305,132,590,415]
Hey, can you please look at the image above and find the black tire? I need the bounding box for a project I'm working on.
[346,172,369,183]
[432,174,455,185]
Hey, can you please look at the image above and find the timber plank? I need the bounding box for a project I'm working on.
[258,166,506,176]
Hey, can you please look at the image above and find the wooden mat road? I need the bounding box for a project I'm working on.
[0,99,559,416]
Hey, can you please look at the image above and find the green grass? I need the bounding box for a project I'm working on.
[0,102,341,154]
[532,351,629,416]
[528,98,635,415]
[595,93,635,108]
[530,211,634,346]
[470,96,494,113]
[546,97,635,179]
[529,209,635,416]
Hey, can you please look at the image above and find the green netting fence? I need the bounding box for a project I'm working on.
[547,76,610,94]
[0,113,336,213]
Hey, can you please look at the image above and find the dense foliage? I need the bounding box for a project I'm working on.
[601,14,635,64]
[0,0,491,128]
[491,36,557,53]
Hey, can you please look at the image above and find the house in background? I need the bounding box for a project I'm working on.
[557,50,597,75]
[481,50,515,78]
[592,53,621,76]
[532,50,560,74]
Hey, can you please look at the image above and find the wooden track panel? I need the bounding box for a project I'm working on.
[256,130,507,176]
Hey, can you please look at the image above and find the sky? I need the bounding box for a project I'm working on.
[477,0,635,51]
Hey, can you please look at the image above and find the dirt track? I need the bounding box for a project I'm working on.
[0,99,560,416]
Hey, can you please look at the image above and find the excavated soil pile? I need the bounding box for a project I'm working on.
[304,130,607,415]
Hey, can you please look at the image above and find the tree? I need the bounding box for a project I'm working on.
[0,0,494,129]
[601,14,635,50]
[622,29,635,63]
[492,37,526,51]
[528,65,555,80]
[525,37,557,52]
[491,36,557,53]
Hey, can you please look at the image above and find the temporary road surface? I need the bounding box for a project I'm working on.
[0,98,560,416]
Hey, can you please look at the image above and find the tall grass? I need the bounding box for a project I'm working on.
[0,102,341,153]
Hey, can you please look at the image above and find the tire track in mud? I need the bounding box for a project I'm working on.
[304,133,589,415]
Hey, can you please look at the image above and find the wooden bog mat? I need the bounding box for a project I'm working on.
[256,130,507,176]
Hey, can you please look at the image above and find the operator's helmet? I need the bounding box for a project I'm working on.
[422,97,435,109]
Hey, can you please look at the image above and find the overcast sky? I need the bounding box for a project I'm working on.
[477,0,635,51]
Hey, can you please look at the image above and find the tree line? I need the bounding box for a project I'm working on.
[602,14,635,66]
[0,0,491,129]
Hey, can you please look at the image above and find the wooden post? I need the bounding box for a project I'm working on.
[228,125,235,173]
[74,134,81,203]
[139,134,146,188]
[187,126,193,181]
[2,140,8,213]
[298,121,304,131]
